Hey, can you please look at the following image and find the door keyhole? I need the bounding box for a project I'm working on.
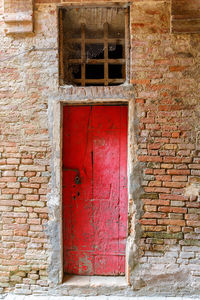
[75,176,81,185]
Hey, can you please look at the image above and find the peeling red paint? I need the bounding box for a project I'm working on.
[63,105,128,275]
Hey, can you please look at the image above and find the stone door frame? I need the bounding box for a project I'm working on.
[48,93,138,285]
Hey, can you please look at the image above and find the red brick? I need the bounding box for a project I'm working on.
[139,219,157,225]
[21,159,33,164]
[21,183,40,189]
[145,168,153,174]
[154,169,165,175]
[34,207,49,213]
[135,98,145,104]
[158,219,185,226]
[25,172,37,177]
[39,213,48,219]
[182,227,194,233]
[158,206,187,213]
[169,66,186,72]
[156,175,171,181]
[0,159,6,165]
[163,157,183,163]
[172,132,180,138]
[143,212,166,219]
[142,199,170,206]
[167,169,190,175]
[14,230,28,236]
[26,195,39,201]
[131,79,151,85]
[154,138,169,143]
[148,143,161,150]
[144,187,171,193]
[148,181,162,187]
[138,156,163,162]
[159,194,188,201]
[163,181,187,188]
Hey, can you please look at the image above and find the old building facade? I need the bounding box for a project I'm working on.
[0,0,200,296]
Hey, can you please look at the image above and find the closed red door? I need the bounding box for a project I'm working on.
[63,105,128,275]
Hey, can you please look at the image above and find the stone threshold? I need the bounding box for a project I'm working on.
[63,275,128,287]
[52,275,131,296]
[47,275,133,296]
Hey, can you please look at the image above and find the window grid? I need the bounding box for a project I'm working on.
[59,7,129,87]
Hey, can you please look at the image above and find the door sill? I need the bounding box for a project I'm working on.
[63,275,127,287]
[53,275,131,296]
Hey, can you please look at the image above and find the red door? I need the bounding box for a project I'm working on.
[63,105,128,275]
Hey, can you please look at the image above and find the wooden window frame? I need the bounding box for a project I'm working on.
[58,5,130,87]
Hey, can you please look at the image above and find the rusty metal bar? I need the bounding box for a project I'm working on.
[81,23,86,86]
[125,7,130,83]
[59,9,64,84]
[68,38,125,45]
[73,78,124,84]
[68,59,126,64]
[104,22,109,86]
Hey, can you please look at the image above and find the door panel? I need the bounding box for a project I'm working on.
[63,105,128,275]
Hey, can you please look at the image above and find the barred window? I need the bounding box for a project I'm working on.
[59,6,129,86]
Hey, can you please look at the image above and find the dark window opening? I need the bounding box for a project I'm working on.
[109,64,123,79]
[59,7,129,86]
[86,64,104,79]
[108,44,123,59]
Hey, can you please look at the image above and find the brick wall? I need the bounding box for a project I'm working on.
[0,0,200,296]
[0,2,55,293]
[130,0,200,292]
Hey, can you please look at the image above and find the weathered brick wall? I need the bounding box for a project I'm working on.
[130,0,200,293]
[0,1,56,293]
[0,0,200,296]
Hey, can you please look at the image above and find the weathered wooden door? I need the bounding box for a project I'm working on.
[63,105,128,275]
